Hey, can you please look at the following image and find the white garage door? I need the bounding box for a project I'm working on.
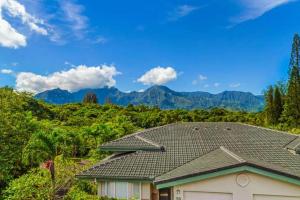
[254,195,300,200]
[184,191,233,200]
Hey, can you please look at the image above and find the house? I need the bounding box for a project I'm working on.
[77,122,300,200]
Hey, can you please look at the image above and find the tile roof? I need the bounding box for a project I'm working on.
[77,122,300,183]
[100,134,163,151]
[286,136,300,153]
[154,146,300,184]
[155,147,242,183]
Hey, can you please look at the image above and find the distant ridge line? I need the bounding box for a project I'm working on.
[35,85,264,112]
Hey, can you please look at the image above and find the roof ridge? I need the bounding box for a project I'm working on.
[80,151,141,175]
[238,122,298,137]
[101,123,175,146]
[239,123,300,148]
[154,146,247,182]
[285,136,300,149]
[220,146,246,163]
[134,135,162,148]
[154,147,229,179]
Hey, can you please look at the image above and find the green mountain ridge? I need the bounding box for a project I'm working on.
[35,85,264,112]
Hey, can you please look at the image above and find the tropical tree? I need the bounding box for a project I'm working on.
[22,131,57,192]
[265,86,275,125]
[83,123,118,148]
[283,65,300,126]
[282,34,300,127]
[289,33,300,68]
[273,86,283,124]
[52,129,82,157]
[0,87,37,190]
[83,92,98,104]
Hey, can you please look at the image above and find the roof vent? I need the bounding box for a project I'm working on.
[193,127,200,131]
[296,147,300,155]
[286,137,300,155]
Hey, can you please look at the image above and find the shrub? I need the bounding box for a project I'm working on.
[65,180,98,200]
[3,168,52,200]
[65,180,119,200]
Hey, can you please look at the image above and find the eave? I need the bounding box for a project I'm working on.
[155,164,300,189]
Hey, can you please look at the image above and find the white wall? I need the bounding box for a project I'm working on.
[172,172,300,200]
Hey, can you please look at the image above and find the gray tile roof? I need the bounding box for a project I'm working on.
[155,147,242,183]
[155,146,300,184]
[77,122,300,183]
[286,136,300,153]
[101,134,163,151]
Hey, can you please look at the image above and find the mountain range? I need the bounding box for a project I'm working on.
[35,85,264,112]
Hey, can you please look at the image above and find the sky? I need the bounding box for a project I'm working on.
[0,0,300,95]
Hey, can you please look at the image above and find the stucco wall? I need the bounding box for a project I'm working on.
[172,172,300,200]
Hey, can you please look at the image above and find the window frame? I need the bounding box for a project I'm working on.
[100,181,143,200]
[115,181,128,199]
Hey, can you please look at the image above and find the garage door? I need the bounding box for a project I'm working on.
[184,191,233,200]
[254,194,300,200]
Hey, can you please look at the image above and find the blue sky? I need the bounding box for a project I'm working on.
[0,0,300,94]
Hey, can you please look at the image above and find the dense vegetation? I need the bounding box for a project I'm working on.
[264,34,300,133]
[1,34,300,199]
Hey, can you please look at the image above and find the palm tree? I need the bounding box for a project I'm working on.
[22,131,57,195]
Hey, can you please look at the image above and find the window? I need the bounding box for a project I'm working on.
[100,181,144,199]
[101,182,107,196]
[132,182,141,199]
[115,182,128,199]
[107,182,115,197]
[141,183,150,200]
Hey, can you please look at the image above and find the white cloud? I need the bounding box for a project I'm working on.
[16,65,120,93]
[214,82,220,87]
[192,74,207,85]
[0,0,48,48]
[232,0,296,24]
[64,61,73,66]
[94,36,108,44]
[204,84,209,88]
[229,83,241,88]
[0,17,26,48]
[1,69,13,74]
[137,66,177,85]
[168,5,199,21]
[60,0,88,38]
[137,89,145,92]
[198,74,207,81]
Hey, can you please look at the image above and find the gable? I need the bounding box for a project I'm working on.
[155,165,300,189]
[170,172,300,200]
